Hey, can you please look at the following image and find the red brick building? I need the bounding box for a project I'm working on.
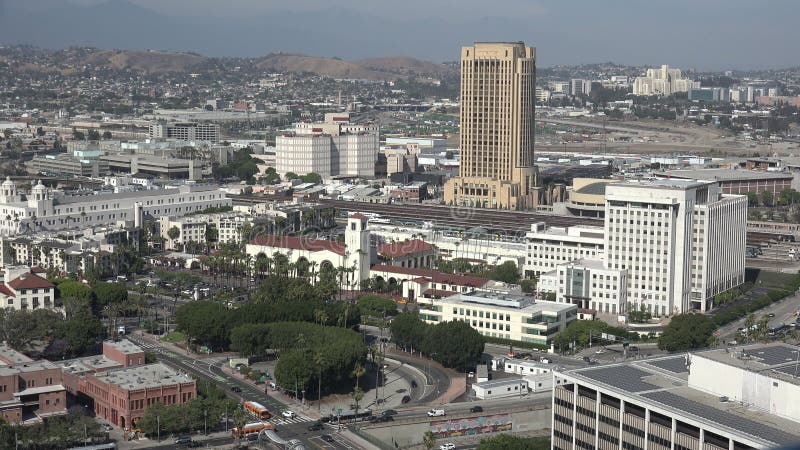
[0,344,67,424]
[59,339,194,431]
[85,362,196,430]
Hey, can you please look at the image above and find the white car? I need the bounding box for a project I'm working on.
[595,349,606,354]
[282,410,297,419]
[427,409,446,417]
[439,443,456,450]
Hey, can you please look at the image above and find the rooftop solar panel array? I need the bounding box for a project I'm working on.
[742,346,800,367]
[647,356,689,374]
[641,390,800,446]
[773,363,800,378]
[579,365,660,393]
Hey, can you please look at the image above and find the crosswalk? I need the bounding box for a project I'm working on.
[269,414,316,425]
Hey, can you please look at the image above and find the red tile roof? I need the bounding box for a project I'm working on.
[370,264,488,288]
[8,273,54,290]
[378,239,434,258]
[421,289,458,298]
[0,284,15,297]
[349,213,369,220]
[250,235,346,256]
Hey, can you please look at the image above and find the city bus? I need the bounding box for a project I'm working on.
[231,421,275,439]
[242,401,271,420]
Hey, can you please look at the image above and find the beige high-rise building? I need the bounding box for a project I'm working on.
[445,42,539,210]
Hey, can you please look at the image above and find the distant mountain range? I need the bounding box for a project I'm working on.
[1,0,797,69]
[1,46,457,80]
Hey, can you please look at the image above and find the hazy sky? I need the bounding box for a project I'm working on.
[3,0,799,69]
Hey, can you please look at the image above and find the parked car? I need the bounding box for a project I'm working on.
[440,443,456,450]
[100,423,113,432]
[469,406,483,413]
[427,409,446,417]
[382,409,398,416]
[230,386,241,393]
[174,436,192,445]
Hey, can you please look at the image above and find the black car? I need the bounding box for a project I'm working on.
[230,386,242,393]
[382,409,398,416]
[321,435,335,443]
[469,406,483,413]
[174,436,193,445]
[411,380,418,388]
[308,421,324,431]
[401,395,411,404]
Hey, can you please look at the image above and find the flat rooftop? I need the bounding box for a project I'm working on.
[0,360,59,376]
[106,339,144,355]
[559,347,800,448]
[610,178,711,190]
[697,342,800,386]
[94,362,194,391]
[0,344,34,365]
[445,290,575,314]
[660,169,793,181]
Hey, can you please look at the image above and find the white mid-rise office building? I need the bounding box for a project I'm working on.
[525,223,605,277]
[149,122,221,143]
[605,180,746,315]
[632,65,699,97]
[275,113,378,178]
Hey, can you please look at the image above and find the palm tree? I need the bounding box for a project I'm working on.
[351,387,364,420]
[422,431,437,450]
[313,351,327,412]
[352,363,366,389]
[167,226,180,250]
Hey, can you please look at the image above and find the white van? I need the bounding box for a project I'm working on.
[427,409,446,417]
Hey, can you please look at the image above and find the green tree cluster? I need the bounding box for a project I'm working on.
[477,434,551,450]
[390,313,484,371]
[174,276,361,349]
[212,147,259,183]
[136,381,237,437]
[0,412,105,449]
[357,295,398,318]
[230,322,366,395]
[551,319,638,353]
[657,313,716,352]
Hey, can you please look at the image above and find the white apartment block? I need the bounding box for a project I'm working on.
[149,122,221,143]
[159,213,250,250]
[0,266,57,311]
[276,113,378,178]
[632,65,699,96]
[605,180,746,315]
[525,223,605,277]
[0,177,230,237]
[417,290,577,346]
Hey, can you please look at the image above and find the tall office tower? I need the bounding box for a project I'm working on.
[604,180,746,316]
[444,42,539,210]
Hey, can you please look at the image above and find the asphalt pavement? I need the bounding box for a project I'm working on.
[124,333,356,450]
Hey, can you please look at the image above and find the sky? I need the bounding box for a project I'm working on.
[1,0,799,70]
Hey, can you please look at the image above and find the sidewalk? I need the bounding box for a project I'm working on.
[119,430,237,450]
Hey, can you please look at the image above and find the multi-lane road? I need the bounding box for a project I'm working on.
[125,333,357,450]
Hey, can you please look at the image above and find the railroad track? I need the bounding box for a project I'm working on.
[231,195,787,246]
